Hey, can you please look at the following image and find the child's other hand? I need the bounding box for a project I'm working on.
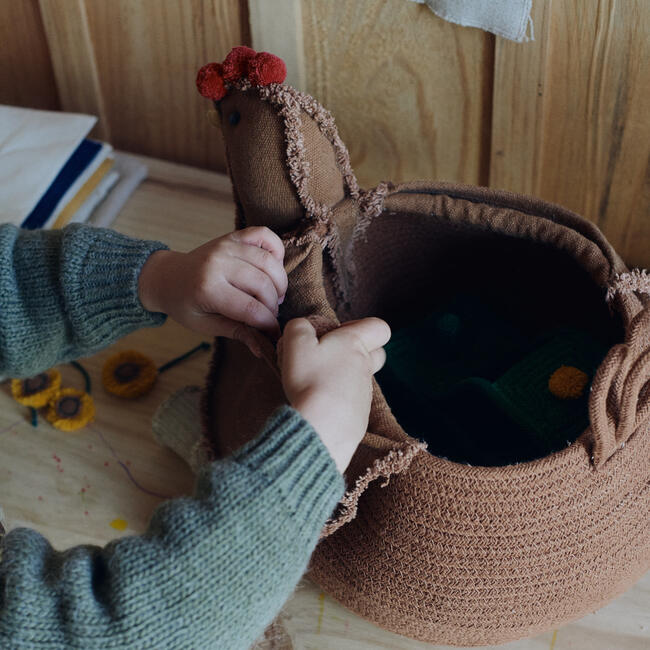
[278,318,391,473]
[138,227,287,350]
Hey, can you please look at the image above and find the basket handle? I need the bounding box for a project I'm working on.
[589,270,650,467]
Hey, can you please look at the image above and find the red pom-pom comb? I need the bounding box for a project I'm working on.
[196,47,287,102]
[196,63,226,101]
[248,52,287,86]
[222,46,257,83]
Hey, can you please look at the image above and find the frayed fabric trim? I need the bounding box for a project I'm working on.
[321,440,427,538]
[355,181,395,243]
[232,79,360,220]
[606,269,650,304]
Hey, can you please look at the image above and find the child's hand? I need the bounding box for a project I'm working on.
[278,318,391,473]
[138,227,287,349]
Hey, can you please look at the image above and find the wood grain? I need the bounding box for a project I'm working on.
[301,0,494,189]
[0,156,647,648]
[0,0,60,110]
[38,0,109,140]
[82,0,249,171]
[491,0,650,268]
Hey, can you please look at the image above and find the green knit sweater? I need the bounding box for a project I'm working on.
[0,223,345,649]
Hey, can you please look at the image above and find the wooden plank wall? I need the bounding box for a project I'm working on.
[491,0,650,268]
[301,0,649,268]
[0,0,60,110]
[301,0,494,189]
[0,0,647,266]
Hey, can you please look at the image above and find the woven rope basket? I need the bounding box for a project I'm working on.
[198,51,650,646]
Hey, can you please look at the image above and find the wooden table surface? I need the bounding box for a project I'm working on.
[1,155,648,650]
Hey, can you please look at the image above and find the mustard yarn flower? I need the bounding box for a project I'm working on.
[11,370,61,408]
[548,365,589,400]
[45,387,95,431]
[103,350,158,399]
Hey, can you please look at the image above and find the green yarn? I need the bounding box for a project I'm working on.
[158,341,211,374]
[69,360,92,394]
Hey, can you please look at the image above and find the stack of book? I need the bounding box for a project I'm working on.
[0,105,147,230]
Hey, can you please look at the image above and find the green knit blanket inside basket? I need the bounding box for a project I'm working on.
[376,294,609,466]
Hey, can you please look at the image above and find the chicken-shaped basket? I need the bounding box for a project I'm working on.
[189,47,649,646]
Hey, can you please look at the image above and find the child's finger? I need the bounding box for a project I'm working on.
[234,243,288,301]
[277,318,317,367]
[228,259,280,316]
[204,316,263,357]
[281,318,318,353]
[232,226,285,261]
[217,284,280,334]
[282,318,318,343]
[333,317,391,352]
[369,347,387,374]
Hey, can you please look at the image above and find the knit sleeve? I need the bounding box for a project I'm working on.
[0,406,344,649]
[0,223,168,378]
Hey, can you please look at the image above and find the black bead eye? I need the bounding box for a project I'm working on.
[228,111,240,126]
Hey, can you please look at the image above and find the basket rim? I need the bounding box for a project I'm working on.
[352,184,641,476]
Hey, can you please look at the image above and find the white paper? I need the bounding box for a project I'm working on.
[0,105,96,225]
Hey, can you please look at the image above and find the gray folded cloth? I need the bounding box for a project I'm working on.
[411,0,533,42]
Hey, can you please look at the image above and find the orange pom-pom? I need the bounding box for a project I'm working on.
[548,365,589,400]
[196,62,226,101]
[222,46,256,82]
[248,52,287,86]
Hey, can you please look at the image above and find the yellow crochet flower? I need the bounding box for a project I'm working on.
[102,350,158,398]
[11,370,61,408]
[548,365,589,400]
[45,387,95,431]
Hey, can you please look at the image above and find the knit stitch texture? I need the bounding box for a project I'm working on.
[0,224,345,649]
[0,223,167,377]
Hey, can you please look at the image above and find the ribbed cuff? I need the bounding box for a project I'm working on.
[232,406,345,530]
[61,224,168,349]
